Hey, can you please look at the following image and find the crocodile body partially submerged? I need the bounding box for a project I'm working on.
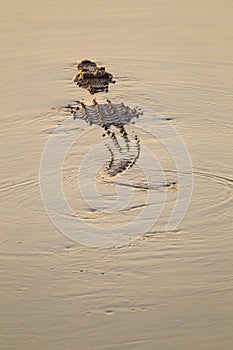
[67,59,142,176]
[73,59,115,94]
[68,98,142,176]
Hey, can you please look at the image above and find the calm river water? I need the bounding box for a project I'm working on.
[1,1,233,349]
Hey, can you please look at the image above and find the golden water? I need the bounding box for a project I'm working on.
[1,1,233,349]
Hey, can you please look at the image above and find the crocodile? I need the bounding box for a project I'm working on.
[67,59,143,177]
[72,59,115,94]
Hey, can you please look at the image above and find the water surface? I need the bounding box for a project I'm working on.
[1,1,233,349]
